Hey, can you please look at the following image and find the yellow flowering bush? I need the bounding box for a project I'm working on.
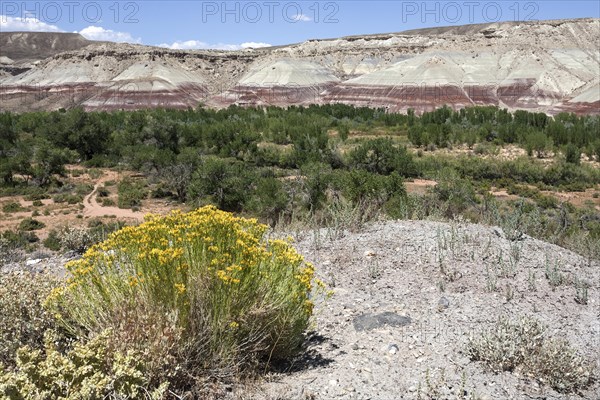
[47,206,315,380]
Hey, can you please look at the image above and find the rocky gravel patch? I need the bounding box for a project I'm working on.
[252,220,600,399]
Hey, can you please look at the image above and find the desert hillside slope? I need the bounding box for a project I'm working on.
[0,18,599,114]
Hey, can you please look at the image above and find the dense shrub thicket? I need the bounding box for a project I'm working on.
[2,105,598,226]
[1,105,598,188]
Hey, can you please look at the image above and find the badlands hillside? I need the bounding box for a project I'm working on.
[0,18,599,113]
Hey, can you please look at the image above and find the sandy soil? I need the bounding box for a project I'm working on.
[405,179,437,195]
[82,170,143,220]
[0,168,175,238]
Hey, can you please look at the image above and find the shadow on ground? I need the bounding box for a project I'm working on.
[269,332,334,374]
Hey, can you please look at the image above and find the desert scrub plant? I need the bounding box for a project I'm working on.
[544,258,565,289]
[47,206,318,384]
[468,316,594,393]
[0,329,168,399]
[2,202,25,213]
[574,278,589,305]
[59,226,96,254]
[43,229,62,251]
[0,273,63,368]
[117,178,147,209]
[52,193,83,205]
[17,217,45,231]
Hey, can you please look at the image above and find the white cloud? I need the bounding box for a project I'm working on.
[158,40,271,51]
[77,26,141,43]
[0,17,140,44]
[0,15,62,32]
[240,42,272,49]
[292,14,312,22]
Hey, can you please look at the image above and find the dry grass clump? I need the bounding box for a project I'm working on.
[468,316,595,393]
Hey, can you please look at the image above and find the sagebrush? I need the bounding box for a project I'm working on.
[468,316,595,393]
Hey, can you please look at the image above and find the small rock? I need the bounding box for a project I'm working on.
[353,312,411,332]
[408,386,417,392]
[26,259,41,266]
[388,344,399,355]
[351,343,359,350]
[438,296,450,311]
[363,250,376,258]
[329,379,338,387]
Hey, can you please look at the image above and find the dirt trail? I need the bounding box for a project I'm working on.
[83,172,143,221]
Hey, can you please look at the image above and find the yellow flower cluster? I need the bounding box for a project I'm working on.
[47,206,319,363]
[58,206,315,314]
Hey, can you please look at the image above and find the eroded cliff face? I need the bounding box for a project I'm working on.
[1,18,599,114]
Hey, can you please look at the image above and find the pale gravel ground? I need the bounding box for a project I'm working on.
[4,219,599,399]
[249,220,599,400]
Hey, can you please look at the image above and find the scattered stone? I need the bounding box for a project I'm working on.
[352,312,411,332]
[388,344,399,355]
[26,259,41,266]
[364,250,376,258]
[438,296,450,311]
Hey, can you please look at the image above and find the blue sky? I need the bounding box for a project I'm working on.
[1,1,599,49]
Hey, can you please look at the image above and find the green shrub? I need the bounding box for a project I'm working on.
[48,207,317,384]
[348,137,417,177]
[100,198,116,207]
[433,169,478,218]
[300,162,332,211]
[332,170,406,206]
[117,179,147,209]
[525,131,553,158]
[87,168,103,179]
[18,218,45,231]
[86,219,125,242]
[43,229,62,251]
[75,184,94,196]
[0,273,62,367]
[52,194,83,205]
[188,157,254,212]
[468,316,594,393]
[59,227,96,254]
[1,230,38,251]
[245,175,289,225]
[0,330,168,399]
[563,144,581,165]
[2,202,24,213]
[24,192,50,202]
